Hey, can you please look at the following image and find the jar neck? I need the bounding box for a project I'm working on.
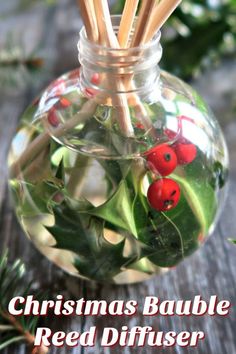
[78,16,162,96]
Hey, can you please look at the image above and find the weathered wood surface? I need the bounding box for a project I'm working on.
[0,1,236,353]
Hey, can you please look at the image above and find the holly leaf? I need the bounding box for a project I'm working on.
[98,159,130,191]
[173,157,218,234]
[133,154,218,267]
[74,239,130,282]
[10,180,60,217]
[87,180,138,237]
[136,190,200,267]
[55,158,65,182]
[10,153,66,217]
[47,202,137,281]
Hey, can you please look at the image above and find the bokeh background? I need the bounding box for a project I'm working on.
[0,1,236,353]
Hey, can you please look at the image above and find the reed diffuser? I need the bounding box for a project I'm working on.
[8,0,229,284]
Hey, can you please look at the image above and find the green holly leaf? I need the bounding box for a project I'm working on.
[133,153,218,267]
[55,158,65,182]
[173,162,217,235]
[87,180,138,237]
[47,202,137,281]
[50,145,73,169]
[47,205,101,255]
[98,159,130,191]
[10,180,60,217]
[132,192,149,233]
[135,188,200,268]
[74,239,130,282]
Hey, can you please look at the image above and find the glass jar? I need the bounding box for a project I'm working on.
[8,16,229,284]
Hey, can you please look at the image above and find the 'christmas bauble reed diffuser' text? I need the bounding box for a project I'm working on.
[8,0,229,284]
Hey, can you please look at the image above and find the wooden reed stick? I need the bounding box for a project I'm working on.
[131,0,157,47]
[77,0,99,42]
[117,1,159,138]
[145,0,182,42]
[93,0,119,47]
[93,0,134,137]
[10,0,182,177]
[118,0,139,48]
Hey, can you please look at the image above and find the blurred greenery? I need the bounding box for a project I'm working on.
[113,0,236,79]
[0,250,45,352]
[0,33,44,89]
[0,0,236,82]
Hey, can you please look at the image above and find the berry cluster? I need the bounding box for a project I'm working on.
[47,97,71,128]
[47,73,100,128]
[146,116,197,212]
[85,73,100,97]
[47,78,72,128]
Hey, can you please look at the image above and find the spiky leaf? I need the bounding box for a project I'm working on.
[47,202,138,281]
[87,180,138,237]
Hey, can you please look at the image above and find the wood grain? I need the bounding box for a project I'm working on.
[0,1,236,353]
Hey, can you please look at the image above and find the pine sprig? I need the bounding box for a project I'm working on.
[0,250,48,353]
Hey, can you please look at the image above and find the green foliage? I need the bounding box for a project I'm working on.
[173,167,217,234]
[88,180,138,237]
[10,147,220,280]
[133,180,200,267]
[113,0,236,79]
[133,159,217,267]
[47,201,138,281]
[0,33,44,88]
[1,0,236,85]
[47,156,216,272]
[0,250,44,351]
[11,180,59,217]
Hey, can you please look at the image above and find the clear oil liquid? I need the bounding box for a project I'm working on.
[8,69,228,284]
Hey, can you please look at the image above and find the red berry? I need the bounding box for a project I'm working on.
[85,73,100,97]
[56,97,71,109]
[91,73,100,85]
[85,73,101,97]
[174,143,197,165]
[136,122,145,130]
[85,87,98,97]
[198,233,204,244]
[147,179,181,212]
[48,108,60,127]
[146,144,177,176]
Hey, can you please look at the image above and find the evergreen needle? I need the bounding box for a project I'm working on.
[0,250,48,353]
